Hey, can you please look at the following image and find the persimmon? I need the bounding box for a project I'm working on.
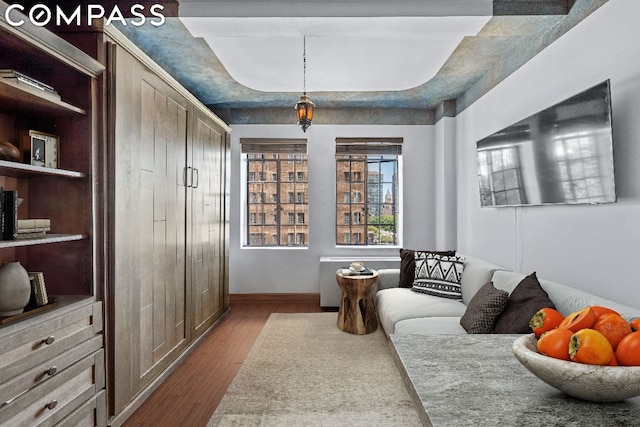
[569,329,614,366]
[630,318,640,332]
[590,305,620,320]
[559,307,596,332]
[616,331,640,366]
[529,307,564,338]
[537,328,573,361]
[608,353,619,366]
[592,313,632,351]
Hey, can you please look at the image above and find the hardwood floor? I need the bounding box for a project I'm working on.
[122,299,325,427]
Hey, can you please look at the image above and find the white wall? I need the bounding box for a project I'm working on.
[229,124,436,293]
[455,0,640,307]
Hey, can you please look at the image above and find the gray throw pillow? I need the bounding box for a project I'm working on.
[460,282,509,333]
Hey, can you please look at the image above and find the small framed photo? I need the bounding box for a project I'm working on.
[20,130,59,168]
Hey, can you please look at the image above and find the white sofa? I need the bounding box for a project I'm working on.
[376,254,640,336]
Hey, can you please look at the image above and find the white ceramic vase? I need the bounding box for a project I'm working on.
[0,261,31,317]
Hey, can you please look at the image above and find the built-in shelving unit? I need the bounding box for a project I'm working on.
[0,2,107,425]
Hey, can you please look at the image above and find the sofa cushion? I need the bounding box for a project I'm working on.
[459,256,505,305]
[539,278,640,320]
[376,287,467,335]
[412,253,465,299]
[460,282,509,333]
[394,317,467,335]
[493,272,555,334]
[398,249,456,288]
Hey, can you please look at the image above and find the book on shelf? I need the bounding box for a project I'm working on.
[18,218,50,229]
[1,190,18,240]
[28,272,48,306]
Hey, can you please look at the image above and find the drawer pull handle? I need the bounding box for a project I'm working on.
[46,400,58,410]
[46,366,58,376]
[42,336,55,345]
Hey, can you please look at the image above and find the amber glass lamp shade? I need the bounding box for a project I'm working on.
[295,94,315,132]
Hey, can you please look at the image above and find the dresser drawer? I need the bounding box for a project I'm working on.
[0,335,103,406]
[0,301,102,384]
[0,349,104,427]
[55,390,106,427]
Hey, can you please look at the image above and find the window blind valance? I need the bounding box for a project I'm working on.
[240,138,307,154]
[335,137,403,156]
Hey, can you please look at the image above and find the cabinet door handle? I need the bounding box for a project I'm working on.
[46,400,58,410]
[42,336,55,345]
[45,366,58,376]
[185,166,193,187]
[193,168,199,189]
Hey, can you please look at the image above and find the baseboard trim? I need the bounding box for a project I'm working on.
[229,293,321,305]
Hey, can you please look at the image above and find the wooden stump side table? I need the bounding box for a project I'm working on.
[336,269,379,334]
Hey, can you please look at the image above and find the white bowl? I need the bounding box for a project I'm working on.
[512,334,640,402]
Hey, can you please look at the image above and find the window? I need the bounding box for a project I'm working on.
[336,137,402,246]
[242,138,309,247]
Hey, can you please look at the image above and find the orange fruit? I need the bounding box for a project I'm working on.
[616,331,640,366]
[559,307,596,332]
[569,329,614,365]
[590,305,620,320]
[529,307,565,338]
[537,328,573,361]
[608,353,619,366]
[630,318,640,332]
[592,313,632,351]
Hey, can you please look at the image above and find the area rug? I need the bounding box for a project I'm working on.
[207,313,422,426]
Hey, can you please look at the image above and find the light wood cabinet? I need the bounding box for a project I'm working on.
[57,24,230,424]
[0,3,106,426]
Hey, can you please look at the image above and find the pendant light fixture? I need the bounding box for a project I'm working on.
[295,36,315,132]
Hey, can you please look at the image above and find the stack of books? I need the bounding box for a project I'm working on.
[0,188,51,240]
[17,219,51,239]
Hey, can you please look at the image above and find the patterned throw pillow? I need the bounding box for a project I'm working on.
[398,248,456,288]
[460,282,509,333]
[411,253,465,299]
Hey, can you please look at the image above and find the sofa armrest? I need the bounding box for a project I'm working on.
[377,268,400,290]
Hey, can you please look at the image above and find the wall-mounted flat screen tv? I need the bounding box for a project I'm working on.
[476,80,616,207]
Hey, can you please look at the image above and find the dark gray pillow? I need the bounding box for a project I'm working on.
[460,282,509,333]
[492,272,556,334]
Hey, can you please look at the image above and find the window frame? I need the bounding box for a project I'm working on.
[335,137,402,247]
[241,138,309,248]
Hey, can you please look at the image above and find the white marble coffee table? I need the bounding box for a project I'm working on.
[390,334,640,426]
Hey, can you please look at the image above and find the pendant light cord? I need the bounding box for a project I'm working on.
[303,36,307,95]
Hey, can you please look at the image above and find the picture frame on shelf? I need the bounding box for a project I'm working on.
[19,130,59,169]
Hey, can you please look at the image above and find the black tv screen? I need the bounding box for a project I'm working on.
[476,80,616,207]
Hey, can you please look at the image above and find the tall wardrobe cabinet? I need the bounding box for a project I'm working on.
[57,24,230,425]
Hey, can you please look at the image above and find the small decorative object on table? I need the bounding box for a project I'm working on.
[513,334,640,402]
[0,261,31,317]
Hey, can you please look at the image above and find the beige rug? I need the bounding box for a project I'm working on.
[208,313,422,426]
